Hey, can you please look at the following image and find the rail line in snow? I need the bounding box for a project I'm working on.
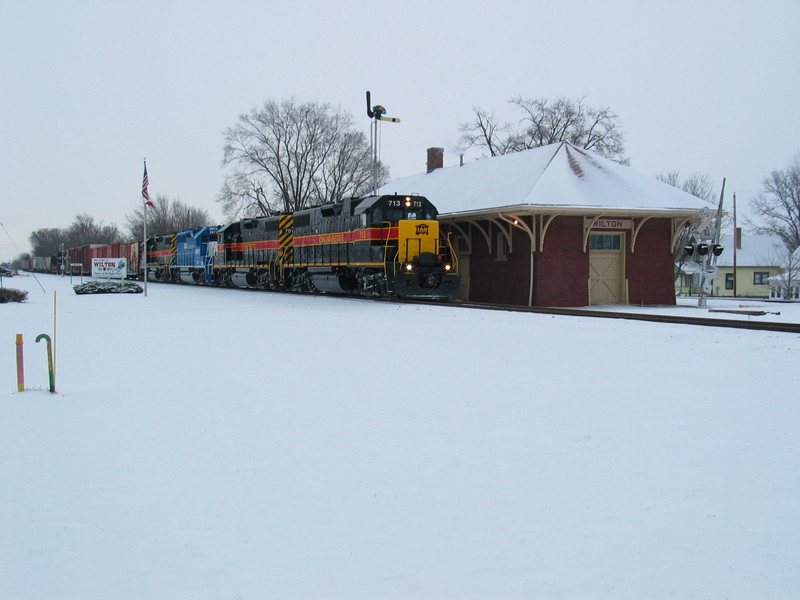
[134,277,800,333]
[407,299,800,334]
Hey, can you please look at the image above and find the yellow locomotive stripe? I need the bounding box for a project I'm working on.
[279,214,294,266]
[170,234,177,264]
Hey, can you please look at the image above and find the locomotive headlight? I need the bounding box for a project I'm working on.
[405,263,414,272]
[404,196,412,208]
[444,263,451,271]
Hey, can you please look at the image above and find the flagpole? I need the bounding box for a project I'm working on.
[143,196,148,297]
[142,158,150,297]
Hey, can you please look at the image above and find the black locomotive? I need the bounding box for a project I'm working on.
[209,193,461,299]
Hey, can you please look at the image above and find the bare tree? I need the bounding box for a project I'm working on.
[458,96,627,163]
[29,215,122,255]
[311,129,389,205]
[218,174,273,218]
[457,108,516,157]
[656,171,716,204]
[126,194,212,239]
[11,252,30,271]
[29,227,66,257]
[65,213,122,248]
[748,153,800,251]
[220,98,385,218]
[766,245,800,300]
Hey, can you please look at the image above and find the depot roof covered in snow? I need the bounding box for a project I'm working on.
[378,142,709,218]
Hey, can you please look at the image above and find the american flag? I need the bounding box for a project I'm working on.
[142,161,154,206]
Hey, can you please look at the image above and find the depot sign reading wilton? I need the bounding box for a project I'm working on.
[92,258,127,279]
[592,219,632,230]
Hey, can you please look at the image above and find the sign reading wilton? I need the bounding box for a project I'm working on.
[92,258,127,279]
[592,219,632,230]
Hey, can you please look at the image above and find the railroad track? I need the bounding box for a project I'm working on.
[137,278,800,334]
[410,299,800,334]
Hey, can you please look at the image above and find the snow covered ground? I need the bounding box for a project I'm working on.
[2,273,799,600]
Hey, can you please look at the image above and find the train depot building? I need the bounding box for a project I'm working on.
[379,142,708,307]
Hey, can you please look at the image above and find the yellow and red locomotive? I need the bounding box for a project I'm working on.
[213,194,460,299]
[144,233,177,282]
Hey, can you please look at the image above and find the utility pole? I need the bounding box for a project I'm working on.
[142,158,151,297]
[733,193,738,297]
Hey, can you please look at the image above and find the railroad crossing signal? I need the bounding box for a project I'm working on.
[684,243,724,257]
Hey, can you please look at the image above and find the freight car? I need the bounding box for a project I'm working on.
[93,242,140,279]
[209,193,460,299]
[62,243,139,278]
[31,255,59,273]
[64,244,99,275]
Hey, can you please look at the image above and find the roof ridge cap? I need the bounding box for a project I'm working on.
[568,144,608,173]
[520,142,566,203]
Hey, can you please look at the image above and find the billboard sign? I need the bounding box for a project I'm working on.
[92,258,127,279]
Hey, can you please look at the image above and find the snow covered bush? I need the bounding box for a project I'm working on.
[0,288,28,303]
[73,281,143,294]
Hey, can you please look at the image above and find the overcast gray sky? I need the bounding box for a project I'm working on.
[2,0,798,261]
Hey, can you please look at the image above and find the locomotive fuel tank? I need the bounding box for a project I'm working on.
[309,271,358,294]
[231,270,258,288]
[179,271,204,285]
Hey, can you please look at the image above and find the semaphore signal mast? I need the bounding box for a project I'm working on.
[366,90,400,194]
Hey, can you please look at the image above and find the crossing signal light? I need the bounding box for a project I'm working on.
[685,243,724,257]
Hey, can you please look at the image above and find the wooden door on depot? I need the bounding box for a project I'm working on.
[588,233,624,304]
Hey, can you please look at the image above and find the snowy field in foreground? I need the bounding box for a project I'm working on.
[2,274,799,600]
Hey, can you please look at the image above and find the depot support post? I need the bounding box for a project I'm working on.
[16,334,24,392]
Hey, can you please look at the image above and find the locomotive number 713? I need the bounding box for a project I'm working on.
[388,199,422,208]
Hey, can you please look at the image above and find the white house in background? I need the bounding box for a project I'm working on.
[707,231,785,297]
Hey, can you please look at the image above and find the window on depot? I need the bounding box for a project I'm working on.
[589,234,621,250]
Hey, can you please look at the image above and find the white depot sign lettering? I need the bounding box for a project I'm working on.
[92,258,127,279]
[592,219,632,230]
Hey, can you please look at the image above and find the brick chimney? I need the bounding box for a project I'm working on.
[426,147,444,173]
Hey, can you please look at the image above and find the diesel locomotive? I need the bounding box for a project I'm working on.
[142,193,461,300]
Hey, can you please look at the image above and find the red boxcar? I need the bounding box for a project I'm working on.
[66,245,100,275]
[64,241,142,277]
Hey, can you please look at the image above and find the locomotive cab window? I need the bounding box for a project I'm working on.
[371,207,435,224]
